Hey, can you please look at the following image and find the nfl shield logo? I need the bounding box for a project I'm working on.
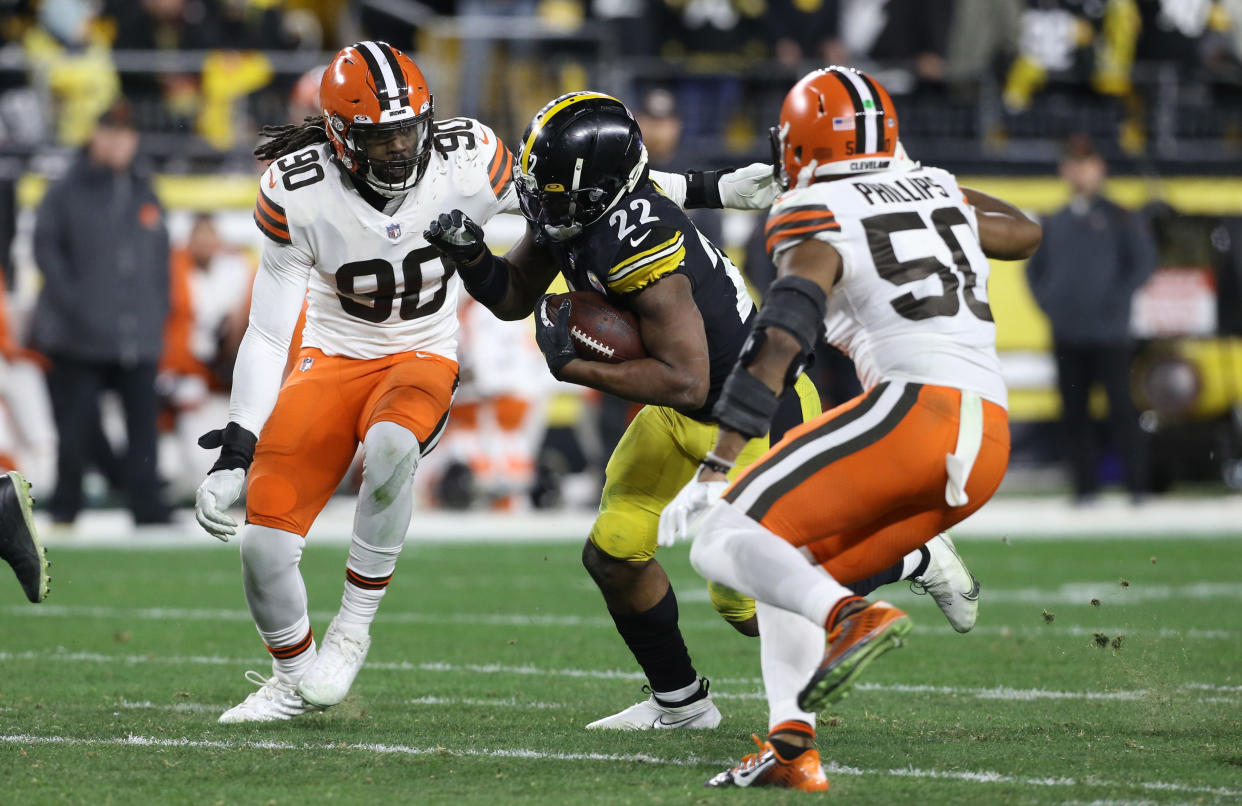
[386,222,401,241]
[300,357,314,372]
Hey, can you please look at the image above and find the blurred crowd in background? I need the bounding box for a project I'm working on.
[0,0,1241,523]
[0,0,1240,170]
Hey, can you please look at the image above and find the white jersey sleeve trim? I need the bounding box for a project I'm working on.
[226,239,312,436]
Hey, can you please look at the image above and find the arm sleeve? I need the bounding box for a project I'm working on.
[649,170,688,207]
[226,239,312,435]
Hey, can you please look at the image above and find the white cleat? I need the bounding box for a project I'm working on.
[910,533,980,633]
[586,679,722,730]
[296,616,371,707]
[217,670,323,724]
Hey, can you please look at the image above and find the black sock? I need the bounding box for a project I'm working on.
[847,560,905,597]
[769,720,815,760]
[608,587,698,699]
[847,546,931,596]
[908,545,931,580]
[769,737,811,760]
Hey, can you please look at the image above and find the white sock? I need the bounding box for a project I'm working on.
[900,544,931,580]
[239,524,314,682]
[690,502,853,627]
[654,678,702,705]
[336,422,420,637]
[757,601,821,731]
[338,538,403,635]
[259,613,317,683]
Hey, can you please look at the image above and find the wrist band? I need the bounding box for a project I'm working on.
[699,452,734,474]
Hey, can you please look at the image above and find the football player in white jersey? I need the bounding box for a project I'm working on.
[659,67,1043,790]
[194,41,781,723]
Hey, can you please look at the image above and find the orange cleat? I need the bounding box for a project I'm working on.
[705,734,829,792]
[798,599,912,713]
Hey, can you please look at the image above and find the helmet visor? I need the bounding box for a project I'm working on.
[515,171,610,232]
[353,115,431,189]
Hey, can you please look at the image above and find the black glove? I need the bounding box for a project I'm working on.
[199,422,258,473]
[424,209,487,266]
[534,295,577,377]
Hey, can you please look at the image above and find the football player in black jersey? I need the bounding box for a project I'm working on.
[425,92,973,730]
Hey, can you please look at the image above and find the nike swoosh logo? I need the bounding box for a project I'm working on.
[480,130,490,145]
[961,576,981,602]
[267,169,276,189]
[653,713,702,728]
[629,230,652,248]
[731,753,777,786]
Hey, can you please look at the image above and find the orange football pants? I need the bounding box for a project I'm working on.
[247,347,459,536]
[723,381,1009,584]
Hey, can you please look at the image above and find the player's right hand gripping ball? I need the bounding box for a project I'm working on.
[424,209,486,265]
[535,294,577,377]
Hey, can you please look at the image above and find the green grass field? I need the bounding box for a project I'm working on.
[2,531,1240,804]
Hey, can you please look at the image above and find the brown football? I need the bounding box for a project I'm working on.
[545,291,646,364]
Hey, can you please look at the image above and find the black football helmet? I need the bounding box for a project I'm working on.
[515,92,648,241]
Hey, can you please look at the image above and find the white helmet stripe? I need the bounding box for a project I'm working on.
[836,68,878,154]
[360,41,402,111]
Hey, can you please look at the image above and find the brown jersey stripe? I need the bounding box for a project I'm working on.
[727,383,891,504]
[253,208,292,245]
[257,191,287,225]
[266,628,314,659]
[346,567,393,590]
[765,222,840,255]
[742,384,921,522]
[766,215,838,238]
[491,146,514,198]
[487,137,507,182]
[765,206,834,233]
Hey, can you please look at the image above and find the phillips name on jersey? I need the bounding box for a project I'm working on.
[253,117,516,362]
[766,165,1007,409]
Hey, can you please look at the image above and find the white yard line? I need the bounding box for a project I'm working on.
[5,603,1236,641]
[32,495,1242,548]
[119,696,565,712]
[3,650,1236,705]
[1,732,1238,800]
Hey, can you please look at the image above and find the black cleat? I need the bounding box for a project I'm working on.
[0,471,49,602]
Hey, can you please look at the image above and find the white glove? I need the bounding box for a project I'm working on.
[717,162,782,210]
[658,477,728,547]
[195,468,246,541]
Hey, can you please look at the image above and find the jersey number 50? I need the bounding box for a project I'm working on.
[335,246,454,323]
[863,207,993,322]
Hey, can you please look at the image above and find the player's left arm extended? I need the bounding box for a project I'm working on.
[552,273,711,410]
[424,212,560,321]
[650,164,781,211]
[702,239,841,479]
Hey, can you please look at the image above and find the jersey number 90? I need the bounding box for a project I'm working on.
[335,246,455,323]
